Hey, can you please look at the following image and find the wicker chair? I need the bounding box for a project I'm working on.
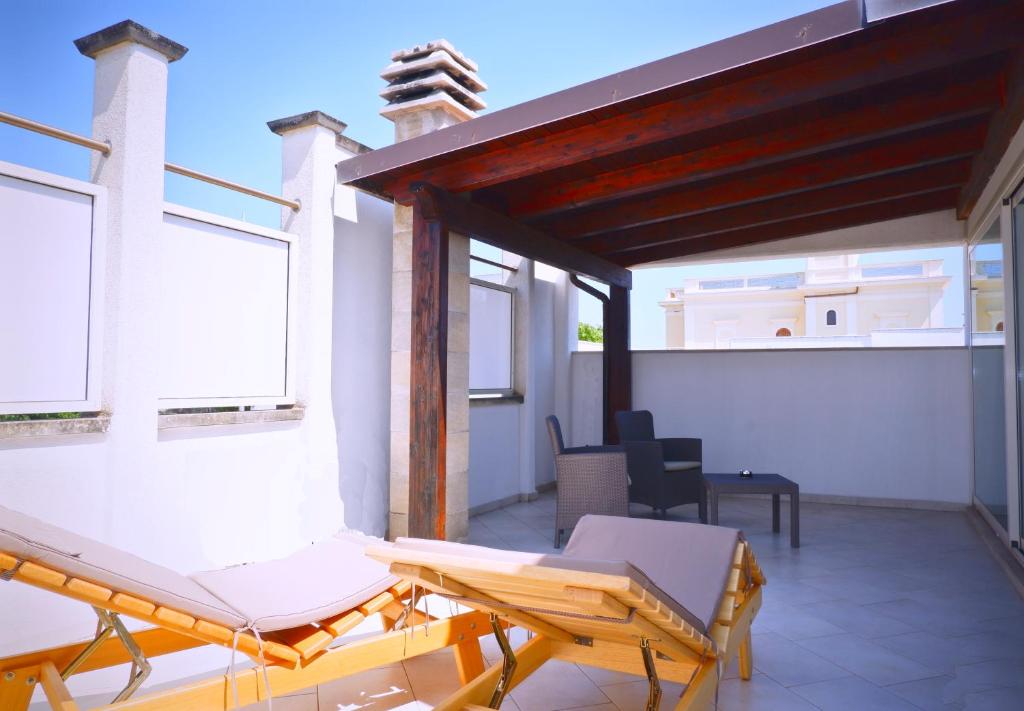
[615,409,707,521]
[546,415,629,548]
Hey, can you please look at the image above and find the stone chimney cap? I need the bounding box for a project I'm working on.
[391,39,477,73]
[380,71,486,112]
[74,20,188,62]
[382,50,487,94]
[267,110,348,136]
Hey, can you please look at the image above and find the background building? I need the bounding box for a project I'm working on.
[660,253,957,349]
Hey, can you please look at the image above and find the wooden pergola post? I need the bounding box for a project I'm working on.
[408,195,449,539]
[605,285,632,443]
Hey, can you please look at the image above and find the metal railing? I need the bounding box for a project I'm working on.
[164,162,299,211]
[0,110,110,154]
[1,110,300,211]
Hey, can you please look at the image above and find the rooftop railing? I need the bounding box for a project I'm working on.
[1,109,299,211]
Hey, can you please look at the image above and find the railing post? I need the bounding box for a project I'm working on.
[76,21,185,540]
[269,111,350,532]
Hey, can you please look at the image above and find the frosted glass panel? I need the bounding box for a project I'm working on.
[159,213,290,401]
[0,174,93,405]
[470,283,513,390]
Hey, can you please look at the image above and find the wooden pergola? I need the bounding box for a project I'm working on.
[338,0,1024,537]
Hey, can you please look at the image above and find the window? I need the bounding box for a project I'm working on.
[775,327,792,337]
[826,309,838,326]
[469,279,514,393]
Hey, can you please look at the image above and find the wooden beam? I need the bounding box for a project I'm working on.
[409,194,448,540]
[591,157,973,257]
[385,2,1022,197]
[615,188,958,266]
[409,183,631,288]
[546,119,986,240]
[606,286,631,444]
[502,67,1002,217]
[958,51,1024,218]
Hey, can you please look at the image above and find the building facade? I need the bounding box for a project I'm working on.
[661,254,956,349]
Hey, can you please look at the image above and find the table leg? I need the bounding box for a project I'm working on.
[772,493,780,533]
[708,489,719,526]
[790,489,800,548]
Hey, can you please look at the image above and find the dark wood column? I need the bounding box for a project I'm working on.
[605,284,631,443]
[409,195,448,539]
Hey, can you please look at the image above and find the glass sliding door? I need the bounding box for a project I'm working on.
[1015,185,1024,541]
[971,221,1007,529]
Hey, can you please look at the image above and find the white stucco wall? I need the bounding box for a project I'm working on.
[333,189,395,537]
[469,402,522,509]
[571,348,972,506]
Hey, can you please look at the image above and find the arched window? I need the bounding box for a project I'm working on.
[826,309,837,326]
[775,327,792,337]
[996,321,1005,332]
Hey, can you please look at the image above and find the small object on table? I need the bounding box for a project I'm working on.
[740,469,753,478]
[703,472,800,547]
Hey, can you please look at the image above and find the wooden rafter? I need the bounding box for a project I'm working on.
[498,61,1003,218]
[546,120,985,240]
[614,189,959,266]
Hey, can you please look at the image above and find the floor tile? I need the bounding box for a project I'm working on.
[507,660,611,711]
[796,633,942,686]
[747,632,852,687]
[717,673,820,710]
[791,675,923,710]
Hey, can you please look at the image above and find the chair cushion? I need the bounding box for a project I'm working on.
[189,531,398,632]
[564,515,740,634]
[664,460,701,472]
[0,505,245,628]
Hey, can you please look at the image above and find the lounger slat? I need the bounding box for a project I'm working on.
[110,592,156,617]
[358,589,398,616]
[389,562,576,643]
[0,551,17,571]
[550,638,700,684]
[66,578,113,603]
[321,610,366,637]
[193,620,234,644]
[18,561,67,587]
[154,607,196,630]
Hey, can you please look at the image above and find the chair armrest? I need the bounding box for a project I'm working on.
[622,440,665,486]
[658,437,701,462]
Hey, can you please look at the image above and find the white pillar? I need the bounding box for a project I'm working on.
[77,21,184,544]
[269,111,348,532]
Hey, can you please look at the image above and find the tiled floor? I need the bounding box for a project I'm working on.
[257,493,1024,710]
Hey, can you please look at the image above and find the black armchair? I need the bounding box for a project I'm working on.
[615,410,706,521]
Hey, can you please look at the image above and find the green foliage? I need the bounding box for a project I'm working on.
[0,412,81,422]
[578,322,604,343]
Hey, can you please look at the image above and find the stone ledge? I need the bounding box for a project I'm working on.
[268,110,347,137]
[469,392,524,406]
[158,406,304,430]
[75,20,188,62]
[0,414,110,440]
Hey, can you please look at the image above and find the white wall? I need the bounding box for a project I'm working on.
[571,348,972,506]
[333,189,394,536]
[469,403,522,508]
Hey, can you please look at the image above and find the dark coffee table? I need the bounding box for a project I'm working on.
[703,473,800,547]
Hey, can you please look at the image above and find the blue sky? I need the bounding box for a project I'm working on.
[1,0,964,349]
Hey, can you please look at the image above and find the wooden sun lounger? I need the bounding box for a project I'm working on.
[368,515,765,710]
[0,506,489,711]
